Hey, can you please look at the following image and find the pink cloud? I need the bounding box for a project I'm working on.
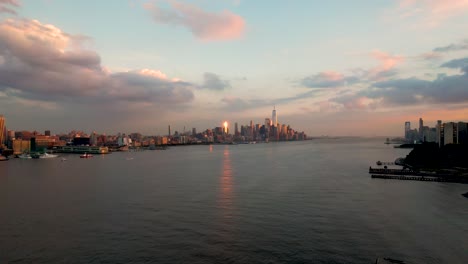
[318,71,345,81]
[145,0,245,41]
[367,50,404,80]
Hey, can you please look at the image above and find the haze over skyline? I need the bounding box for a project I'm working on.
[0,0,467,136]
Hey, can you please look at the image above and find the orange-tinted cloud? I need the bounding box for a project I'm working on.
[368,50,405,81]
[301,71,359,88]
[145,0,245,41]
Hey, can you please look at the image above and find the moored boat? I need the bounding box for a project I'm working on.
[0,155,8,161]
[39,153,58,159]
[18,153,32,159]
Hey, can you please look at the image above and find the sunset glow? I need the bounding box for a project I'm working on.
[0,1,467,136]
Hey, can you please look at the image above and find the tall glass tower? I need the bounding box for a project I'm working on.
[272,106,277,127]
[404,121,411,140]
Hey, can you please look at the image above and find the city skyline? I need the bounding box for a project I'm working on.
[0,1,468,136]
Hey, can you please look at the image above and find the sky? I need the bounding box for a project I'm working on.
[0,0,467,136]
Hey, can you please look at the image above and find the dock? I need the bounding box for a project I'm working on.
[369,167,468,184]
[368,167,448,177]
[372,174,447,182]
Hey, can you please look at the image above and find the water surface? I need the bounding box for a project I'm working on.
[1,138,467,263]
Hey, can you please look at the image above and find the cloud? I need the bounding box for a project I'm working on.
[419,51,443,60]
[440,57,468,73]
[201,72,231,90]
[301,71,358,88]
[367,50,404,80]
[0,0,19,15]
[396,0,468,26]
[144,0,245,41]
[0,19,195,106]
[434,39,468,52]
[220,90,322,112]
[300,50,403,90]
[331,57,468,109]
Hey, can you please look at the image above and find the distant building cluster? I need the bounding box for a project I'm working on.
[404,118,468,147]
[168,107,306,144]
[0,108,307,155]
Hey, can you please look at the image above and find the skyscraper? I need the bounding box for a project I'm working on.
[419,118,423,141]
[436,120,442,146]
[234,122,239,136]
[444,122,457,145]
[0,115,5,148]
[404,121,411,140]
[272,106,278,127]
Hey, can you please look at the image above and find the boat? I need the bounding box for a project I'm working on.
[61,158,67,162]
[80,153,93,158]
[30,153,41,159]
[39,153,58,159]
[18,153,32,159]
[0,155,8,161]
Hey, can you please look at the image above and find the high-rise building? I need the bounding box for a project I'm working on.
[234,122,239,136]
[7,130,15,148]
[457,122,468,144]
[168,125,171,137]
[404,121,411,140]
[436,120,442,146]
[45,130,51,136]
[0,115,5,148]
[265,118,271,129]
[272,106,278,127]
[90,131,98,146]
[419,118,423,140]
[443,122,457,145]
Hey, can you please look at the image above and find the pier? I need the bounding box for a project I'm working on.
[372,174,447,182]
[369,167,468,184]
[368,167,447,177]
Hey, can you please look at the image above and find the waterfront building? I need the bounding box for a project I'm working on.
[32,135,63,151]
[90,131,98,146]
[0,115,5,148]
[6,130,15,148]
[12,139,30,155]
[45,130,51,136]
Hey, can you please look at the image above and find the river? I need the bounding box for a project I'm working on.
[1,137,467,263]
